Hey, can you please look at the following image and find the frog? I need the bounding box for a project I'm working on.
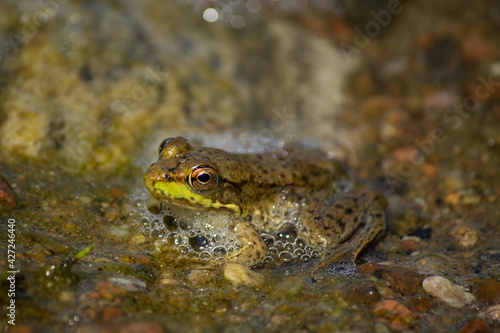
[144,137,386,273]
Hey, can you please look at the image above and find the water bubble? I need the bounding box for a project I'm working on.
[300,254,311,261]
[163,215,177,231]
[295,238,305,247]
[189,235,210,251]
[178,220,189,230]
[284,242,294,252]
[166,232,182,246]
[263,256,274,265]
[263,235,275,247]
[293,248,304,257]
[178,245,189,254]
[213,246,227,256]
[279,251,294,263]
[199,251,211,260]
[268,247,278,256]
[277,222,297,240]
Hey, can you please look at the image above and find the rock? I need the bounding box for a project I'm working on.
[341,284,380,305]
[414,255,447,275]
[457,319,494,333]
[359,263,422,296]
[185,268,215,286]
[450,224,479,249]
[474,279,500,304]
[107,276,148,293]
[422,276,475,308]
[222,263,264,288]
[374,299,414,330]
[102,306,123,322]
[96,281,128,301]
[409,294,433,312]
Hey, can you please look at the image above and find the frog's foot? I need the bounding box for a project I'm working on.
[310,192,386,274]
[310,243,354,273]
[222,263,264,287]
[227,221,267,266]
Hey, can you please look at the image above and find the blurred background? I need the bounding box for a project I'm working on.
[1,0,499,332]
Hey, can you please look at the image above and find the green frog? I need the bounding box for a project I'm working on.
[144,137,386,272]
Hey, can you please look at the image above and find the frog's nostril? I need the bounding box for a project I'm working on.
[162,173,171,180]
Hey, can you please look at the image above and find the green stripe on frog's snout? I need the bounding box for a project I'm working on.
[153,180,240,213]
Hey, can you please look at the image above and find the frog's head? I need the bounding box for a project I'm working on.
[144,137,241,214]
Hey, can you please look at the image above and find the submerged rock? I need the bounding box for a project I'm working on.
[422,276,475,308]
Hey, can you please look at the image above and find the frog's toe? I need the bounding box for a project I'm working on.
[311,242,355,273]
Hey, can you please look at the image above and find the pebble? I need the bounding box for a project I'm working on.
[96,281,127,301]
[107,276,148,293]
[415,255,447,275]
[341,284,380,305]
[359,263,422,296]
[374,299,413,330]
[0,172,17,210]
[185,269,215,286]
[102,306,123,322]
[450,224,479,249]
[475,279,500,304]
[223,263,264,287]
[422,276,475,308]
[457,319,494,333]
[409,294,433,312]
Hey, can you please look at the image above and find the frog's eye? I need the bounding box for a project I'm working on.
[158,138,172,155]
[189,166,218,191]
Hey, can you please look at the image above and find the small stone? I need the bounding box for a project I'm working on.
[359,263,422,296]
[0,173,17,210]
[409,294,433,312]
[402,236,425,252]
[107,276,148,292]
[457,319,494,333]
[270,276,305,298]
[422,276,475,308]
[96,281,128,300]
[415,255,447,275]
[185,269,215,286]
[62,222,83,235]
[444,192,461,205]
[223,263,264,287]
[374,299,413,330]
[461,192,481,205]
[102,306,123,322]
[130,233,147,245]
[341,284,380,305]
[450,224,479,249]
[475,279,500,304]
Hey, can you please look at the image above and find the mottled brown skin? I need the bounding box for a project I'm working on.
[144,137,386,269]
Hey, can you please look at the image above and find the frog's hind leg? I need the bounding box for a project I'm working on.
[310,189,386,273]
[227,221,267,266]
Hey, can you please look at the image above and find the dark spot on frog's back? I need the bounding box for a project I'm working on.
[345,207,354,215]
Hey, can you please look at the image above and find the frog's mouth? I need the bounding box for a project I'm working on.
[144,176,241,214]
